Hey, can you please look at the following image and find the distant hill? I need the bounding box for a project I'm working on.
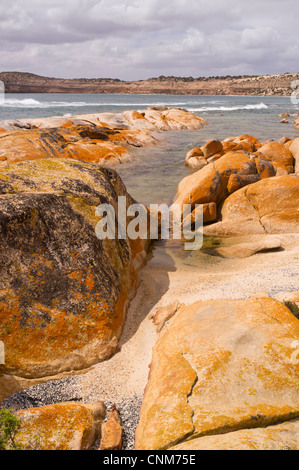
[0,71,298,95]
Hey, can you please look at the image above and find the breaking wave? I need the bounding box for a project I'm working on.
[3,98,269,112]
[187,103,269,112]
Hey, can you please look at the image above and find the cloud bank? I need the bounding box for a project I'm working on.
[0,0,298,79]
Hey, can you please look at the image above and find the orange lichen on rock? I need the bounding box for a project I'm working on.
[258,142,294,174]
[0,107,207,167]
[135,297,299,450]
[204,174,299,236]
[0,159,149,382]
[100,406,123,450]
[16,402,106,450]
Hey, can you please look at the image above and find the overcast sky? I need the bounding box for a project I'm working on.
[0,0,298,80]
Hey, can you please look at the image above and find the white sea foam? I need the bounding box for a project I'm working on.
[2,98,269,111]
[3,99,187,108]
[4,98,98,108]
[186,103,268,112]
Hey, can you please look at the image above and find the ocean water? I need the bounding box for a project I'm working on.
[1,93,298,204]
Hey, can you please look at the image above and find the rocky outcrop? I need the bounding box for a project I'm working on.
[184,134,264,170]
[204,175,299,236]
[0,159,149,385]
[176,150,276,211]
[15,402,106,450]
[0,108,206,167]
[179,133,299,234]
[294,118,299,129]
[139,107,206,131]
[0,125,132,166]
[135,297,299,450]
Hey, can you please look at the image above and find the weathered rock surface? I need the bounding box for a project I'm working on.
[222,134,261,152]
[289,138,299,174]
[258,142,294,174]
[0,124,132,166]
[153,301,182,333]
[201,140,223,159]
[214,235,282,258]
[15,402,106,450]
[276,292,299,320]
[135,297,299,450]
[0,108,207,166]
[0,159,149,383]
[141,107,206,131]
[171,419,299,450]
[204,175,299,236]
[100,405,123,450]
[227,174,261,194]
[185,148,207,170]
[183,202,218,227]
[294,117,299,129]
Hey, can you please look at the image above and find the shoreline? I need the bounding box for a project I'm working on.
[0,105,298,450]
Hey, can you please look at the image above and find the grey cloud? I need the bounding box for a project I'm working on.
[0,0,298,79]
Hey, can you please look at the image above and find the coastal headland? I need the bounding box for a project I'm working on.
[1,71,299,95]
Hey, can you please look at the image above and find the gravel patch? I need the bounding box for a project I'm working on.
[1,376,81,411]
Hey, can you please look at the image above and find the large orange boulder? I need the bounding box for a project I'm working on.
[121,110,157,131]
[161,108,207,130]
[0,159,149,385]
[15,402,106,450]
[176,163,223,209]
[0,125,131,166]
[236,134,261,148]
[258,142,294,174]
[227,174,260,194]
[135,297,299,450]
[204,175,299,236]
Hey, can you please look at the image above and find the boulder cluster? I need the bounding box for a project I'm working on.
[0,107,206,167]
[181,135,299,232]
